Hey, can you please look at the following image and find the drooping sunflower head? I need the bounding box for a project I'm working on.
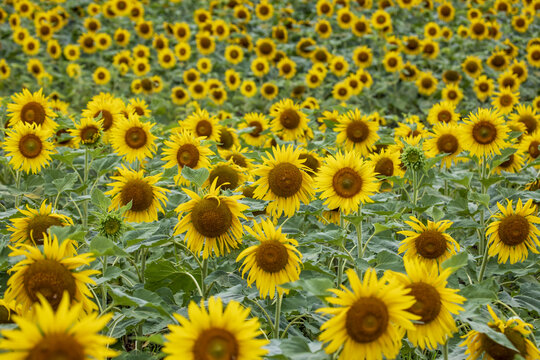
[269,98,309,141]
[335,108,380,155]
[110,112,157,163]
[398,216,460,266]
[7,88,58,130]
[461,107,509,158]
[4,234,99,313]
[8,201,73,247]
[236,218,302,299]
[106,165,169,223]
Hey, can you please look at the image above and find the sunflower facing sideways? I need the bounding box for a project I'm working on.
[2,122,55,174]
[3,234,98,314]
[486,199,540,264]
[174,180,248,259]
[460,108,509,158]
[461,304,540,360]
[106,165,169,223]
[163,297,268,360]
[0,294,118,360]
[236,218,302,299]
[316,151,379,215]
[6,88,58,129]
[398,216,460,266]
[270,99,309,141]
[390,258,465,350]
[8,201,73,246]
[317,268,418,360]
[335,109,379,155]
[252,145,314,218]
[110,113,157,163]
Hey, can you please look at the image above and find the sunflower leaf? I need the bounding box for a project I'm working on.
[181,166,209,187]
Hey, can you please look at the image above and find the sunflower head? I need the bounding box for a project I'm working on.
[7,88,58,130]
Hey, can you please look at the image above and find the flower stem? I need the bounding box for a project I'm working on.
[356,205,363,259]
[82,148,90,228]
[274,293,283,339]
[477,236,490,283]
[101,255,108,311]
[14,170,21,208]
[201,257,208,297]
[443,340,449,360]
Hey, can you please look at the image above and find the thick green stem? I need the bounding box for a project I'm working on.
[274,293,283,339]
[14,171,21,208]
[477,235,490,282]
[443,340,449,360]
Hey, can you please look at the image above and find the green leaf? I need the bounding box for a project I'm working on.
[425,206,444,222]
[52,172,78,193]
[280,278,334,298]
[441,252,469,272]
[91,188,111,211]
[469,192,490,208]
[181,166,209,187]
[89,236,128,256]
[373,223,392,235]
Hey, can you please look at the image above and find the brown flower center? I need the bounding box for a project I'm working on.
[421,78,433,89]
[279,109,301,129]
[499,94,513,107]
[19,134,43,158]
[498,214,530,246]
[437,110,452,123]
[120,179,154,212]
[255,240,289,273]
[248,121,263,137]
[519,115,536,134]
[332,167,363,198]
[466,62,478,73]
[21,102,46,125]
[415,230,447,259]
[196,120,213,137]
[268,162,303,197]
[191,198,233,238]
[407,282,441,323]
[176,144,200,168]
[27,333,84,360]
[209,165,239,190]
[299,153,320,175]
[94,110,113,131]
[482,327,528,360]
[472,121,497,144]
[26,215,64,245]
[125,126,147,149]
[479,83,489,92]
[193,328,238,360]
[24,259,76,310]
[226,154,248,169]
[218,128,234,149]
[346,297,389,343]
[491,55,505,68]
[529,141,540,159]
[374,158,394,177]
[437,134,459,154]
[346,121,369,143]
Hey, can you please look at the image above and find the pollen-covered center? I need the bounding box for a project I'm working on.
[209,165,239,190]
[255,240,289,273]
[374,158,394,177]
[346,121,369,143]
[436,134,459,154]
[125,126,147,149]
[26,215,64,244]
[499,94,513,107]
[279,109,301,129]
[346,297,389,343]
[193,328,239,360]
[27,333,85,360]
[191,198,233,238]
[21,102,46,125]
[120,179,154,212]
[176,144,200,168]
[407,282,442,324]
[80,125,100,144]
[498,214,530,246]
[472,121,497,144]
[19,134,43,158]
[196,120,213,137]
[94,110,113,131]
[332,167,363,198]
[268,162,303,197]
[414,230,447,259]
[437,110,452,123]
[23,259,76,310]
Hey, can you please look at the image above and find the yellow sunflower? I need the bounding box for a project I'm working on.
[423,123,464,168]
[205,160,247,191]
[161,130,213,186]
[4,234,98,313]
[398,216,460,266]
[8,201,73,247]
[508,104,538,135]
[427,101,459,125]
[236,218,302,299]
[391,258,465,350]
[70,116,103,147]
[335,109,380,155]
[110,113,157,163]
[369,148,404,179]
[220,145,255,172]
[492,148,525,174]
[7,88,58,129]
[239,112,269,147]
[461,304,540,360]
[174,180,248,259]
[473,75,495,102]
[2,122,55,174]
[518,133,540,164]
[0,293,118,360]
[106,165,169,223]
[315,151,379,215]
[486,199,540,264]
[491,89,520,115]
[416,71,438,96]
[317,268,417,360]
[183,109,221,142]
[269,99,309,141]
[252,145,314,218]
[460,108,509,157]
[81,93,124,137]
[163,297,268,360]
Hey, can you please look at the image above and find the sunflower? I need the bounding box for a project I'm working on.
[473,75,495,102]
[163,297,268,360]
[221,145,254,172]
[110,113,156,163]
[206,161,246,191]
[335,109,379,155]
[461,304,540,360]
[252,145,314,218]
[382,51,403,72]
[106,165,169,223]
[498,71,521,92]
[316,151,379,215]
[239,112,269,147]
[161,130,213,185]
[442,83,463,105]
[492,149,525,175]
[398,216,460,266]
[391,258,465,350]
[509,105,538,135]
[317,268,417,360]
[2,122,55,174]
[491,90,520,115]
[225,69,241,90]
[269,99,309,141]
[460,108,509,157]
[0,293,117,360]
[369,149,404,180]
[519,133,540,163]
[8,201,73,247]
[527,45,540,68]
[82,93,124,136]
[171,86,190,105]
[487,51,510,72]
[69,116,103,147]
[183,109,221,142]
[236,218,302,299]
[174,180,248,259]
[4,234,98,313]
[416,72,438,96]
[462,56,483,78]
[423,123,464,168]
[7,88,58,129]
[240,80,257,98]
[427,101,459,125]
[298,150,322,176]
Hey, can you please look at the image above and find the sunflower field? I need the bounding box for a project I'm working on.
[0,0,540,359]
